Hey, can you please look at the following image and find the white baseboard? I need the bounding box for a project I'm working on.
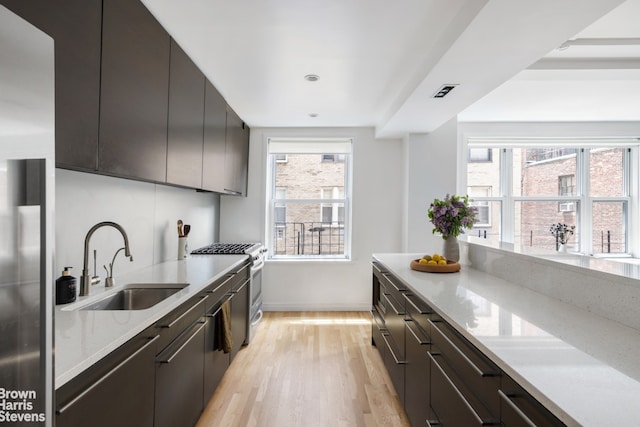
[263,303,371,312]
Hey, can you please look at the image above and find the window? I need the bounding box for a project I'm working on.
[468,186,491,226]
[267,139,352,259]
[466,143,634,255]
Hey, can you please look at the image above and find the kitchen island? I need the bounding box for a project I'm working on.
[373,252,640,427]
[55,254,248,388]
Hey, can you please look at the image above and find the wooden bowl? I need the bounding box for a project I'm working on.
[410,259,461,273]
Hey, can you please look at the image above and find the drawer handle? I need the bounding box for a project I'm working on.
[382,293,405,315]
[405,319,430,345]
[56,335,159,415]
[207,275,234,293]
[498,390,537,427]
[156,321,206,364]
[428,319,498,377]
[381,333,406,365]
[429,352,497,426]
[403,293,431,314]
[232,278,249,293]
[382,273,404,293]
[159,295,207,329]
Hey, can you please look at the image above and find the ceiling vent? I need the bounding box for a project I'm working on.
[433,84,458,98]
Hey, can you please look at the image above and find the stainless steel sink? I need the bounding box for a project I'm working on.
[80,283,189,311]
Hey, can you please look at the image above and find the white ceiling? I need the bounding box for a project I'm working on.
[142,0,636,138]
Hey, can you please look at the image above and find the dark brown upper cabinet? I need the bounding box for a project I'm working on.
[99,0,170,182]
[224,106,249,196]
[0,0,102,171]
[166,39,205,188]
[202,81,227,193]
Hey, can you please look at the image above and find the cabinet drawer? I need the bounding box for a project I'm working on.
[381,293,405,360]
[155,321,206,427]
[429,352,499,426]
[56,334,158,427]
[404,292,432,335]
[371,309,386,350]
[205,275,234,312]
[380,271,406,305]
[156,296,207,350]
[381,332,405,404]
[500,375,566,427]
[430,319,500,417]
[404,319,431,427]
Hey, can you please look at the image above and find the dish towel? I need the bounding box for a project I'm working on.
[215,299,233,354]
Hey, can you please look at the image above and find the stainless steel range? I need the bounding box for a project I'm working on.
[191,242,265,342]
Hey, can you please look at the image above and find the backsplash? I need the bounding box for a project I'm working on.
[463,239,640,332]
[55,169,219,281]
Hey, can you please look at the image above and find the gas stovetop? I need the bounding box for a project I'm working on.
[190,242,262,255]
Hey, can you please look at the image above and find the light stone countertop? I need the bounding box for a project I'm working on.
[373,253,640,427]
[54,254,248,389]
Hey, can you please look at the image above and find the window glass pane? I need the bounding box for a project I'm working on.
[516,148,577,197]
[592,201,626,254]
[590,148,625,197]
[467,148,500,194]
[515,201,579,251]
[275,154,345,200]
[271,203,345,256]
[469,200,502,244]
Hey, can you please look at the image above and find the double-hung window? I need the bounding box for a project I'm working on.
[266,138,352,259]
[466,140,635,255]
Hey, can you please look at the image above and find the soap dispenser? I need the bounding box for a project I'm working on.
[56,266,77,304]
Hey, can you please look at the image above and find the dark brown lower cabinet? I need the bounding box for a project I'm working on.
[155,321,206,427]
[55,332,158,427]
[203,299,231,402]
[230,278,249,361]
[371,263,567,427]
[404,319,430,427]
[500,375,566,427]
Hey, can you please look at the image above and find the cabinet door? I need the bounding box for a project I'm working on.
[204,302,231,402]
[0,0,102,171]
[99,0,170,182]
[202,80,227,192]
[56,334,158,427]
[155,321,206,427]
[166,39,205,188]
[230,278,249,361]
[404,319,431,427]
[224,106,249,195]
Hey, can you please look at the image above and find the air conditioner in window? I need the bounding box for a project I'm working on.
[559,202,575,212]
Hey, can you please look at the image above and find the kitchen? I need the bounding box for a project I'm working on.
[2,0,640,426]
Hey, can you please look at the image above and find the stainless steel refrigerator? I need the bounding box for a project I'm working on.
[0,5,54,426]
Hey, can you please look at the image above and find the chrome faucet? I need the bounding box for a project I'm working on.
[80,221,133,296]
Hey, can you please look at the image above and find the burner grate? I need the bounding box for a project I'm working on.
[191,243,258,255]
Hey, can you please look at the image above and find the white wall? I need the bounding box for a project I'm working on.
[221,127,405,310]
[404,117,459,253]
[55,169,219,279]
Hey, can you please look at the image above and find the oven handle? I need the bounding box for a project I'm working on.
[251,309,263,326]
[251,258,264,274]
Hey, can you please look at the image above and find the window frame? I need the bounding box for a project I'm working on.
[266,138,352,260]
[465,142,634,256]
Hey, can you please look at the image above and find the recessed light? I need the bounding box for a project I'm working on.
[304,74,320,82]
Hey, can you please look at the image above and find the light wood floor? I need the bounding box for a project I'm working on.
[196,311,410,427]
